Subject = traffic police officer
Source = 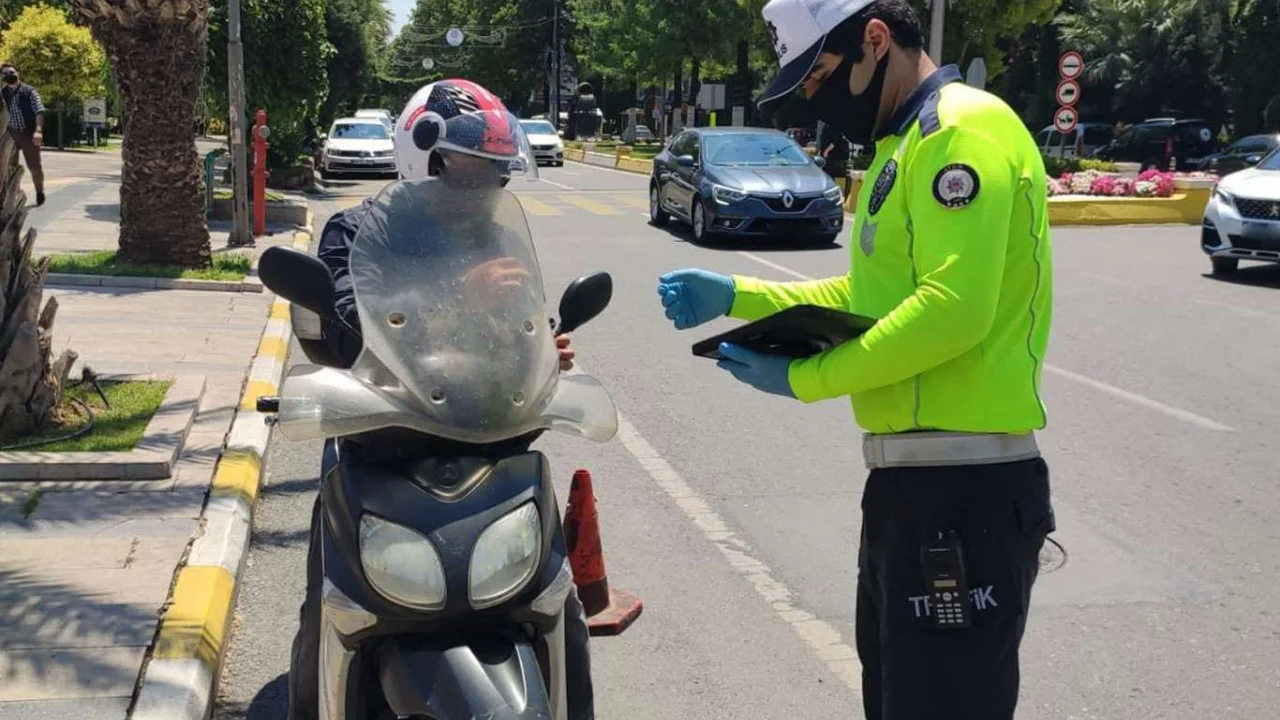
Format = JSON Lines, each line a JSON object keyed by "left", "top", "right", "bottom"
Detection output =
{"left": 656, "top": 1, "right": 1055, "bottom": 718}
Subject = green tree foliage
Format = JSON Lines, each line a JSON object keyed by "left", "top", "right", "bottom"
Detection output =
{"left": 206, "top": 0, "right": 333, "bottom": 165}
{"left": 1230, "top": 0, "right": 1280, "bottom": 135}
{"left": 0, "top": 0, "right": 69, "bottom": 28}
{"left": 385, "top": 0, "right": 561, "bottom": 114}
{"left": 322, "top": 0, "right": 392, "bottom": 127}
{"left": 0, "top": 4, "right": 104, "bottom": 110}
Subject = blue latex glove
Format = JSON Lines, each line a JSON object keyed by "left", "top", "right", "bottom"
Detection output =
{"left": 657, "top": 269, "right": 734, "bottom": 330}
{"left": 716, "top": 343, "right": 796, "bottom": 398}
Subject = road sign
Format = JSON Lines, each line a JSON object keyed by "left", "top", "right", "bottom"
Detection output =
{"left": 83, "top": 97, "right": 106, "bottom": 128}
{"left": 1059, "top": 51, "right": 1083, "bottom": 81}
{"left": 1056, "top": 80, "right": 1081, "bottom": 107}
{"left": 697, "top": 83, "right": 726, "bottom": 111}
{"left": 1054, "top": 106, "right": 1079, "bottom": 134}
{"left": 446, "top": 28, "right": 464, "bottom": 47}
{"left": 422, "top": 57, "right": 435, "bottom": 71}
{"left": 732, "top": 105, "right": 745, "bottom": 127}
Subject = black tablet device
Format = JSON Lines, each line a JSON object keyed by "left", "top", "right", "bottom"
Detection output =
{"left": 692, "top": 304, "right": 879, "bottom": 360}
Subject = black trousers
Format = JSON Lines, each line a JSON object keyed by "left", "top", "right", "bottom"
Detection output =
{"left": 288, "top": 440, "right": 596, "bottom": 720}
{"left": 855, "top": 457, "right": 1055, "bottom": 720}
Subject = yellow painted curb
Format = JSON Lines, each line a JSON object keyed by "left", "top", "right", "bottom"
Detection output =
{"left": 564, "top": 147, "right": 585, "bottom": 162}
{"left": 152, "top": 565, "right": 236, "bottom": 666}
{"left": 1048, "top": 187, "right": 1209, "bottom": 226}
{"left": 211, "top": 448, "right": 264, "bottom": 505}
{"left": 240, "top": 380, "right": 278, "bottom": 411}
{"left": 616, "top": 156, "right": 653, "bottom": 174}
{"left": 256, "top": 335, "right": 289, "bottom": 363}
{"left": 269, "top": 300, "right": 290, "bottom": 321}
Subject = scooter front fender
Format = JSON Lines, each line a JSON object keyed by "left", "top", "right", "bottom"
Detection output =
{"left": 376, "top": 633, "right": 554, "bottom": 720}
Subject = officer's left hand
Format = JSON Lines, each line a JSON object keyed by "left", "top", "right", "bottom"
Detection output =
{"left": 716, "top": 343, "right": 795, "bottom": 398}
{"left": 556, "top": 333, "right": 575, "bottom": 372}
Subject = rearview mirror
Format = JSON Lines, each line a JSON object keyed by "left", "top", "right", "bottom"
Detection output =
{"left": 813, "top": 155, "right": 827, "bottom": 168}
{"left": 675, "top": 155, "right": 696, "bottom": 168}
{"left": 259, "top": 246, "right": 336, "bottom": 319}
{"left": 557, "top": 272, "right": 613, "bottom": 334}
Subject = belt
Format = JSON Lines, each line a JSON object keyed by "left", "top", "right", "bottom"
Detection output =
{"left": 861, "top": 431, "right": 1040, "bottom": 470}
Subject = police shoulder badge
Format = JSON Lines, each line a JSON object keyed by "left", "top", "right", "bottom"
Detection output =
{"left": 932, "top": 163, "right": 980, "bottom": 209}
{"left": 868, "top": 159, "right": 897, "bottom": 216}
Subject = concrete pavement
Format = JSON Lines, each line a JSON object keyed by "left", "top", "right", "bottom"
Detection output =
{"left": 0, "top": 144, "right": 303, "bottom": 718}
{"left": 214, "top": 161, "right": 1280, "bottom": 719}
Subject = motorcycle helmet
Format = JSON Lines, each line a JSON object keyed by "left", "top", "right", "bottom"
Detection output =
{"left": 395, "top": 79, "right": 537, "bottom": 185}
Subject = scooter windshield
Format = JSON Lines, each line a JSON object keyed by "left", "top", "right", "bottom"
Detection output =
{"left": 274, "top": 178, "right": 618, "bottom": 444}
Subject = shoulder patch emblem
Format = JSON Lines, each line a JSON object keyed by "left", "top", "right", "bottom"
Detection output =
{"left": 933, "top": 164, "right": 980, "bottom": 209}
{"left": 868, "top": 159, "right": 897, "bottom": 216}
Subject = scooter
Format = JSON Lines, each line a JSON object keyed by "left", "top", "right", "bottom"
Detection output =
{"left": 256, "top": 177, "right": 622, "bottom": 720}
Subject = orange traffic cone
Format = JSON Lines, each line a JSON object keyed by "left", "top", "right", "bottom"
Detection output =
{"left": 563, "top": 468, "right": 643, "bottom": 637}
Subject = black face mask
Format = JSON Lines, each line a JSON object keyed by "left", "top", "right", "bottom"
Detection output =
{"left": 808, "top": 49, "right": 889, "bottom": 147}
{"left": 2, "top": 74, "right": 17, "bottom": 85}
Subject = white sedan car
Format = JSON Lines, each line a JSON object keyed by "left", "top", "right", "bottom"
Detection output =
{"left": 519, "top": 119, "right": 564, "bottom": 166}
{"left": 1202, "top": 148, "right": 1280, "bottom": 274}
{"left": 320, "top": 118, "right": 397, "bottom": 178}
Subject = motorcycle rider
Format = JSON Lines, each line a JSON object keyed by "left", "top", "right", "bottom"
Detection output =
{"left": 289, "top": 78, "right": 593, "bottom": 720}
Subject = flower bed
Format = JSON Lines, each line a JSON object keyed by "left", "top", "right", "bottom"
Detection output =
{"left": 1047, "top": 169, "right": 1219, "bottom": 199}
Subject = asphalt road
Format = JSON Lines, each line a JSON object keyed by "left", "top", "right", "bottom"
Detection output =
{"left": 214, "top": 162, "right": 1280, "bottom": 719}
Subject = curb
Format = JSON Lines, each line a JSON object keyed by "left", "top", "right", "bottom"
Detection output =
{"left": 129, "top": 212, "right": 313, "bottom": 720}
{"left": 47, "top": 273, "right": 265, "bottom": 293}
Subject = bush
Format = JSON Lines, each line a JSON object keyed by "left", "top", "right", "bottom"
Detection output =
{"left": 1042, "top": 155, "right": 1118, "bottom": 177}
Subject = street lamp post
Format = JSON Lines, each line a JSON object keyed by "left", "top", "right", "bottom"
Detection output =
{"left": 551, "top": 0, "right": 559, "bottom": 126}
{"left": 227, "top": 0, "right": 252, "bottom": 247}
{"left": 927, "top": 0, "right": 946, "bottom": 67}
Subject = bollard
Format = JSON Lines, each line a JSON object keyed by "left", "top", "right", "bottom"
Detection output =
{"left": 203, "top": 148, "right": 226, "bottom": 217}
{"left": 253, "top": 110, "right": 270, "bottom": 237}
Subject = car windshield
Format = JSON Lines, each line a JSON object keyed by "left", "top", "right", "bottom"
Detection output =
{"left": 704, "top": 133, "right": 810, "bottom": 167}
{"left": 1256, "top": 149, "right": 1280, "bottom": 171}
{"left": 332, "top": 122, "right": 389, "bottom": 140}
{"left": 521, "top": 121, "right": 557, "bottom": 135}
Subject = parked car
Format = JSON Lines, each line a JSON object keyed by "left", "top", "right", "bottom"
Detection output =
{"left": 1196, "top": 133, "right": 1280, "bottom": 176}
{"left": 519, "top": 119, "right": 565, "bottom": 166}
{"left": 1034, "top": 123, "right": 1114, "bottom": 159}
{"left": 354, "top": 108, "right": 395, "bottom": 130}
{"left": 1093, "top": 118, "right": 1218, "bottom": 171}
{"left": 320, "top": 118, "right": 397, "bottom": 178}
{"left": 649, "top": 127, "right": 845, "bottom": 244}
{"left": 1201, "top": 146, "right": 1280, "bottom": 274}
{"left": 622, "top": 124, "right": 654, "bottom": 144}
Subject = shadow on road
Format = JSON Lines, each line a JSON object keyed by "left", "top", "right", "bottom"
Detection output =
{"left": 216, "top": 671, "right": 289, "bottom": 720}
{"left": 1202, "top": 263, "right": 1280, "bottom": 289}
{"left": 651, "top": 221, "right": 844, "bottom": 253}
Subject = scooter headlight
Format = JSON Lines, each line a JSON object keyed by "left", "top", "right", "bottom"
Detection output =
{"left": 469, "top": 502, "right": 542, "bottom": 609}
{"left": 359, "top": 514, "right": 447, "bottom": 610}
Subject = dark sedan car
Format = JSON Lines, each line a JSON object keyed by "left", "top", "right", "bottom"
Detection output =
{"left": 1197, "top": 134, "right": 1280, "bottom": 176}
{"left": 649, "top": 127, "right": 845, "bottom": 243}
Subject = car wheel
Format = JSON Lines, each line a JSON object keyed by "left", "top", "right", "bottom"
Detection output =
{"left": 649, "top": 182, "right": 670, "bottom": 227}
{"left": 691, "top": 199, "right": 710, "bottom": 242}
{"left": 1211, "top": 257, "right": 1239, "bottom": 275}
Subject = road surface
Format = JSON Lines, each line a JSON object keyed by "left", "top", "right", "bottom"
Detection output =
{"left": 213, "top": 161, "right": 1280, "bottom": 719}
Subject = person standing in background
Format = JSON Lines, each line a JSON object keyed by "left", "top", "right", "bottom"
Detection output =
{"left": 1, "top": 63, "right": 45, "bottom": 207}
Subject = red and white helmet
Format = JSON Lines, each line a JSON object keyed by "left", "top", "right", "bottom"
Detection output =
{"left": 395, "top": 79, "right": 536, "bottom": 181}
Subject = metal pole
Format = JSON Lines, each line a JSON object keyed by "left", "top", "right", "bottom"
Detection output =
{"left": 551, "top": 0, "right": 559, "bottom": 128}
{"left": 227, "top": 0, "right": 253, "bottom": 246}
{"left": 928, "top": 0, "right": 945, "bottom": 66}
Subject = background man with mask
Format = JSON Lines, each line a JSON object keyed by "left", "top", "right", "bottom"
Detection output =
{"left": 654, "top": 1, "right": 1055, "bottom": 718}
{"left": 1, "top": 63, "right": 45, "bottom": 206}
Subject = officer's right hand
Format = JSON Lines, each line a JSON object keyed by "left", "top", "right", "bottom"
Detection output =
{"left": 657, "top": 269, "right": 734, "bottom": 330}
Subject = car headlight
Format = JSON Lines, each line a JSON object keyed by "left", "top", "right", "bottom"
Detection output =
{"left": 823, "top": 185, "right": 844, "bottom": 203}
{"left": 469, "top": 502, "right": 541, "bottom": 609}
{"left": 359, "top": 514, "right": 447, "bottom": 610}
{"left": 376, "top": 150, "right": 395, "bottom": 157}
{"left": 712, "top": 184, "right": 748, "bottom": 204}
{"left": 1213, "top": 186, "right": 1236, "bottom": 210}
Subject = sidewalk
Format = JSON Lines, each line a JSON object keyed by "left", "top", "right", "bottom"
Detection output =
{"left": 0, "top": 151, "right": 305, "bottom": 718}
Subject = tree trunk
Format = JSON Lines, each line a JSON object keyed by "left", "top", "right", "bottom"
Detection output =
{"left": 0, "top": 103, "right": 76, "bottom": 443}
{"left": 75, "top": 0, "right": 212, "bottom": 269}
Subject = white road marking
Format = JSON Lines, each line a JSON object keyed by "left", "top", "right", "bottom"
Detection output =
{"left": 1041, "top": 365, "right": 1236, "bottom": 432}
{"left": 732, "top": 252, "right": 1238, "bottom": 433}
{"left": 736, "top": 252, "right": 814, "bottom": 281}
{"left": 613, "top": 415, "right": 865, "bottom": 698}
{"left": 537, "top": 177, "right": 575, "bottom": 190}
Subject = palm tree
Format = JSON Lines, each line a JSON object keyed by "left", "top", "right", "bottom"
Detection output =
{"left": 73, "top": 0, "right": 212, "bottom": 268}
{"left": 0, "top": 107, "right": 76, "bottom": 441}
